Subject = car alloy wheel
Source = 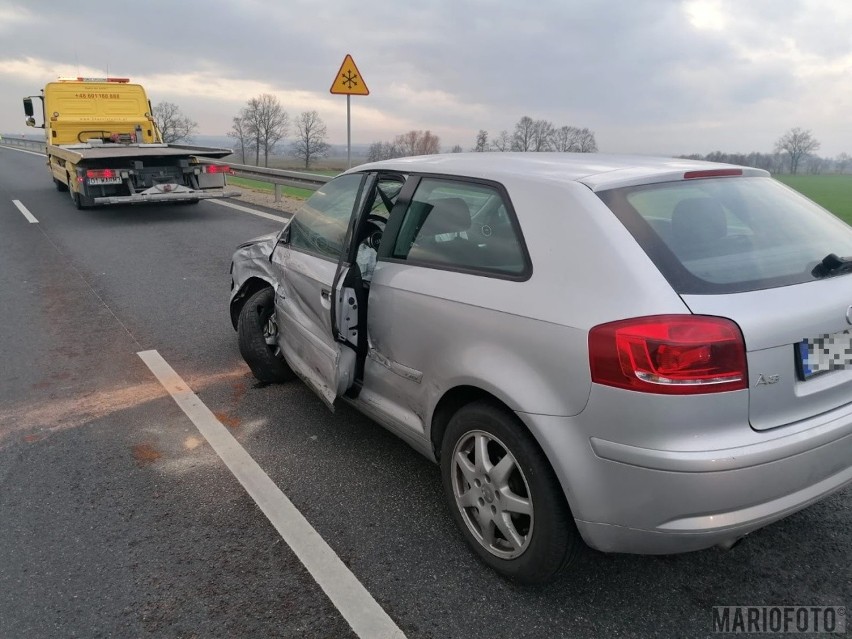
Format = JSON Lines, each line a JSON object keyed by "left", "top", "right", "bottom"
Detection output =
{"left": 450, "top": 429, "right": 534, "bottom": 559}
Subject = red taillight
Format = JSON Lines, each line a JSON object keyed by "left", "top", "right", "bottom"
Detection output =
{"left": 589, "top": 315, "right": 747, "bottom": 394}
{"left": 683, "top": 168, "right": 742, "bottom": 179}
{"left": 86, "top": 169, "right": 116, "bottom": 179}
{"left": 204, "top": 164, "right": 231, "bottom": 174}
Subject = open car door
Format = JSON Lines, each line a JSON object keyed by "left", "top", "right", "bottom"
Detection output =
{"left": 273, "top": 173, "right": 373, "bottom": 409}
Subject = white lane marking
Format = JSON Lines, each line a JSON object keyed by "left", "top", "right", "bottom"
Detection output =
{"left": 12, "top": 200, "right": 39, "bottom": 223}
{"left": 209, "top": 198, "right": 290, "bottom": 223}
{"left": 0, "top": 145, "right": 45, "bottom": 157}
{"left": 136, "top": 350, "right": 406, "bottom": 639}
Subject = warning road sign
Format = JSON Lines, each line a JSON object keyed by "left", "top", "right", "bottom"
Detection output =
{"left": 330, "top": 54, "right": 369, "bottom": 95}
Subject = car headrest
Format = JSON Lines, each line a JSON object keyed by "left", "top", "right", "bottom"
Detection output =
{"left": 671, "top": 197, "right": 727, "bottom": 245}
{"left": 419, "top": 198, "right": 471, "bottom": 236}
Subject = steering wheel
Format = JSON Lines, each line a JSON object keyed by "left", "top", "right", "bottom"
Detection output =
{"left": 362, "top": 214, "right": 386, "bottom": 250}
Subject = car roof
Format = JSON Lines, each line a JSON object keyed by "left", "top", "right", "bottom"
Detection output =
{"left": 351, "top": 152, "right": 770, "bottom": 191}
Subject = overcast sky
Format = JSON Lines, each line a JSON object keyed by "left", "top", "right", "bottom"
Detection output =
{"left": 1, "top": 0, "right": 851, "bottom": 156}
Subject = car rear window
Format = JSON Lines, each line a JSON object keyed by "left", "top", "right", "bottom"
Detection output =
{"left": 598, "top": 177, "right": 852, "bottom": 294}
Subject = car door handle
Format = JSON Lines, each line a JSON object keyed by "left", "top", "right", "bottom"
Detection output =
{"left": 321, "top": 288, "right": 331, "bottom": 300}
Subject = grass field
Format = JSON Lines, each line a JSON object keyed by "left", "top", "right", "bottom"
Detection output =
{"left": 228, "top": 176, "right": 315, "bottom": 200}
{"left": 775, "top": 174, "right": 852, "bottom": 225}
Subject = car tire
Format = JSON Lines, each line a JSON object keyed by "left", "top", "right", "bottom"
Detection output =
{"left": 237, "top": 287, "right": 295, "bottom": 383}
{"left": 440, "top": 401, "right": 581, "bottom": 584}
{"left": 54, "top": 178, "right": 68, "bottom": 192}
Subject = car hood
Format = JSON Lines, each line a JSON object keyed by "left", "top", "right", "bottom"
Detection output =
{"left": 233, "top": 230, "right": 281, "bottom": 262}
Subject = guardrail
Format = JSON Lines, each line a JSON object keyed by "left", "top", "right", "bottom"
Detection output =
{"left": 0, "top": 137, "right": 46, "bottom": 152}
{"left": 201, "top": 158, "right": 331, "bottom": 200}
{"left": 0, "top": 137, "right": 331, "bottom": 200}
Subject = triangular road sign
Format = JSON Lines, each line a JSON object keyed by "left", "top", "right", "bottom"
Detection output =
{"left": 330, "top": 54, "right": 369, "bottom": 96}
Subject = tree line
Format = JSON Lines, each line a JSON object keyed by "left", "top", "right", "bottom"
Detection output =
{"left": 367, "top": 116, "right": 598, "bottom": 162}
{"left": 151, "top": 96, "right": 331, "bottom": 169}
{"left": 682, "top": 127, "right": 848, "bottom": 175}
{"left": 227, "top": 94, "right": 330, "bottom": 169}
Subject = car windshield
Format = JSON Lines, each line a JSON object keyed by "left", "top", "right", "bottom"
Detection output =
{"left": 598, "top": 177, "right": 852, "bottom": 294}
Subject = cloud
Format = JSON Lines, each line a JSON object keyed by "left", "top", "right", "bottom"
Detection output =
{"left": 2, "top": 0, "right": 852, "bottom": 155}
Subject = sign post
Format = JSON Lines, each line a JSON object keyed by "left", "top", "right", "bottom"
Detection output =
{"left": 329, "top": 54, "right": 369, "bottom": 169}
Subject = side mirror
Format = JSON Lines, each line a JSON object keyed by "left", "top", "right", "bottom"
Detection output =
{"left": 269, "top": 224, "right": 291, "bottom": 262}
{"left": 23, "top": 98, "right": 34, "bottom": 117}
{"left": 25, "top": 117, "right": 36, "bottom": 128}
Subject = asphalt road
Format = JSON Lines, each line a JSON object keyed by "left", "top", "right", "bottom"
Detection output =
{"left": 0, "top": 145, "right": 849, "bottom": 639}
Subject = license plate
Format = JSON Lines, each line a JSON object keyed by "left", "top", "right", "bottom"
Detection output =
{"left": 88, "top": 177, "right": 122, "bottom": 185}
{"left": 798, "top": 329, "right": 852, "bottom": 379}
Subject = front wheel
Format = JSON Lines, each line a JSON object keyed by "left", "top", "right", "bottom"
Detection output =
{"left": 237, "top": 287, "right": 295, "bottom": 383}
{"left": 440, "top": 401, "right": 581, "bottom": 584}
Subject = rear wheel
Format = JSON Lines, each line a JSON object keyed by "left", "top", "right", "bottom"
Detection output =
{"left": 68, "top": 174, "right": 91, "bottom": 210}
{"left": 440, "top": 401, "right": 581, "bottom": 584}
{"left": 54, "top": 178, "right": 68, "bottom": 192}
{"left": 237, "top": 287, "right": 294, "bottom": 383}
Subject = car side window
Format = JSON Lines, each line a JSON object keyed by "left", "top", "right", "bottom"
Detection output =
{"left": 289, "top": 174, "right": 364, "bottom": 260}
{"left": 391, "top": 178, "right": 527, "bottom": 276}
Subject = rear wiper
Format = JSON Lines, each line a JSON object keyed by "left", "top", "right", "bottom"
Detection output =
{"left": 812, "top": 253, "right": 852, "bottom": 278}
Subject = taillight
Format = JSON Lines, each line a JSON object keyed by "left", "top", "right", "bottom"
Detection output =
{"left": 86, "top": 169, "right": 116, "bottom": 179}
{"left": 589, "top": 315, "right": 747, "bottom": 394}
{"left": 204, "top": 164, "right": 231, "bottom": 174}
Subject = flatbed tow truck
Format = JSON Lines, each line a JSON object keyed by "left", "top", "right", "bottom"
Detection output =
{"left": 23, "top": 77, "right": 239, "bottom": 208}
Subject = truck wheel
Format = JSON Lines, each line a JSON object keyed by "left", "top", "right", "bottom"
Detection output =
{"left": 237, "top": 287, "right": 294, "bottom": 383}
{"left": 54, "top": 178, "right": 68, "bottom": 192}
{"left": 70, "top": 188, "right": 91, "bottom": 210}
{"left": 441, "top": 401, "right": 581, "bottom": 584}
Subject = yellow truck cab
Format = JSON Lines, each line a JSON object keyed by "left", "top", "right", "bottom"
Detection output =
{"left": 23, "top": 77, "right": 237, "bottom": 208}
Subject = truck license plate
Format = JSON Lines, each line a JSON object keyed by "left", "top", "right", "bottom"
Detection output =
{"left": 88, "top": 177, "right": 122, "bottom": 185}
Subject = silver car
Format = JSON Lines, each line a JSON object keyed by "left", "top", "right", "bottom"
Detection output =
{"left": 229, "top": 154, "right": 852, "bottom": 584}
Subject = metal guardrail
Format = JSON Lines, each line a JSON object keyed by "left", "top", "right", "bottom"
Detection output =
{"left": 201, "top": 158, "right": 331, "bottom": 200}
{"left": 0, "top": 137, "right": 331, "bottom": 200}
{"left": 0, "top": 137, "right": 46, "bottom": 152}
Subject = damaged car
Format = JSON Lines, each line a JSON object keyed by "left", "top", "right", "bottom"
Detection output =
{"left": 229, "top": 153, "right": 852, "bottom": 584}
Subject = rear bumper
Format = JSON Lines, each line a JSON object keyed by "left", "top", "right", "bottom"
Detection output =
{"left": 94, "top": 188, "right": 241, "bottom": 205}
{"left": 520, "top": 397, "right": 852, "bottom": 554}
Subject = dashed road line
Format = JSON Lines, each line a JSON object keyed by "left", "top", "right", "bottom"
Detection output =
{"left": 136, "top": 349, "right": 406, "bottom": 639}
{"left": 208, "top": 198, "right": 290, "bottom": 223}
{"left": 12, "top": 200, "right": 38, "bottom": 223}
{"left": 0, "top": 144, "right": 45, "bottom": 157}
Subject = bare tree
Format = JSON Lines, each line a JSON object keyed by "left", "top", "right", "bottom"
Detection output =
{"left": 367, "top": 141, "right": 402, "bottom": 162}
{"left": 836, "top": 152, "right": 851, "bottom": 174}
{"left": 554, "top": 126, "right": 595, "bottom": 152}
{"left": 553, "top": 126, "right": 572, "bottom": 152}
{"left": 152, "top": 102, "right": 198, "bottom": 143}
{"left": 573, "top": 127, "right": 598, "bottom": 152}
{"left": 491, "top": 130, "right": 511, "bottom": 152}
{"left": 473, "top": 129, "right": 488, "bottom": 152}
{"left": 394, "top": 130, "right": 441, "bottom": 156}
{"left": 290, "top": 110, "right": 331, "bottom": 169}
{"left": 530, "top": 119, "right": 555, "bottom": 152}
{"left": 243, "top": 94, "right": 289, "bottom": 167}
{"left": 775, "top": 127, "right": 820, "bottom": 174}
{"left": 511, "top": 116, "right": 536, "bottom": 151}
{"left": 227, "top": 112, "right": 252, "bottom": 164}
{"left": 450, "top": 144, "right": 463, "bottom": 153}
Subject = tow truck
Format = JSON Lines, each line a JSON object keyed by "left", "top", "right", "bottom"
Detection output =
{"left": 23, "top": 77, "right": 239, "bottom": 208}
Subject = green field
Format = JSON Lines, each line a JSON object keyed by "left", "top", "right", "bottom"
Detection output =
{"left": 775, "top": 174, "right": 852, "bottom": 225}
{"left": 228, "top": 176, "right": 315, "bottom": 200}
